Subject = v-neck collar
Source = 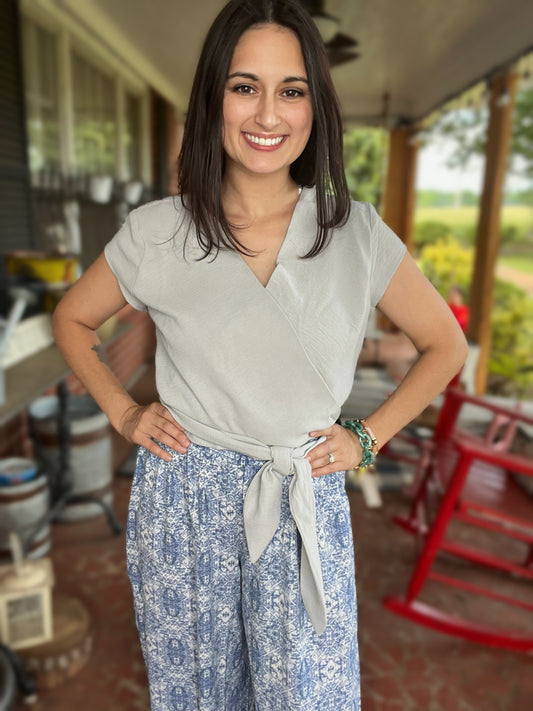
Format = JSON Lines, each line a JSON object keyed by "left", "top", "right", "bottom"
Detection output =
{"left": 232, "top": 186, "right": 311, "bottom": 291}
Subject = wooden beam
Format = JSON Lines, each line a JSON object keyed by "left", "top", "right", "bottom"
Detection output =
{"left": 382, "top": 126, "right": 419, "bottom": 252}
{"left": 379, "top": 126, "right": 418, "bottom": 331}
{"left": 468, "top": 72, "right": 519, "bottom": 394}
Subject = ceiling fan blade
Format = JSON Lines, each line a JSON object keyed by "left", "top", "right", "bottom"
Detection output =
{"left": 299, "top": 0, "right": 361, "bottom": 65}
{"left": 327, "top": 50, "right": 360, "bottom": 68}
{"left": 326, "top": 32, "right": 359, "bottom": 50}
{"left": 300, "top": 0, "right": 325, "bottom": 13}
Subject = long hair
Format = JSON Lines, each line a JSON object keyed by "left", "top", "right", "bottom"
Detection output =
{"left": 177, "top": 0, "right": 349, "bottom": 259}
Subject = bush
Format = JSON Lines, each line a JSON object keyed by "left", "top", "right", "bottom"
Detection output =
{"left": 414, "top": 221, "right": 451, "bottom": 250}
{"left": 418, "top": 239, "right": 473, "bottom": 299}
{"left": 500, "top": 222, "right": 533, "bottom": 246}
{"left": 490, "top": 280, "right": 533, "bottom": 396}
{"left": 500, "top": 224, "right": 519, "bottom": 246}
{"left": 418, "top": 239, "right": 533, "bottom": 396}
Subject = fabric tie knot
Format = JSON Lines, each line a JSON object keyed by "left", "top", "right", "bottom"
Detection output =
{"left": 269, "top": 445, "right": 293, "bottom": 478}
{"left": 243, "top": 439, "right": 327, "bottom": 635}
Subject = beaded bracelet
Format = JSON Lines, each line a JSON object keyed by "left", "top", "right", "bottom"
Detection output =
{"left": 343, "top": 419, "right": 378, "bottom": 470}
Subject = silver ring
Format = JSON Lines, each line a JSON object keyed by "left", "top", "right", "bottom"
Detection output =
{"left": 328, "top": 452, "right": 336, "bottom": 464}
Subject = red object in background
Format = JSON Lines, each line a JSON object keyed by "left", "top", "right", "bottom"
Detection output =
{"left": 383, "top": 387, "right": 533, "bottom": 652}
{"left": 448, "top": 302, "right": 470, "bottom": 332}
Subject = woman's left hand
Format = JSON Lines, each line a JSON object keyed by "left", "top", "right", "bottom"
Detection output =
{"left": 306, "top": 424, "right": 362, "bottom": 477}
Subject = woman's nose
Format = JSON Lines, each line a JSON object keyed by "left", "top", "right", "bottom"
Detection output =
{"left": 255, "top": 93, "right": 280, "bottom": 129}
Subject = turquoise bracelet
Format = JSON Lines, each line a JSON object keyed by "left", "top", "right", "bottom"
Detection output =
{"left": 343, "top": 419, "right": 378, "bottom": 470}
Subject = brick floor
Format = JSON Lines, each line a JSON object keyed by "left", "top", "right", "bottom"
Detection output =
{"left": 9, "top": 358, "right": 533, "bottom": 711}
{"left": 11, "top": 481, "right": 532, "bottom": 711}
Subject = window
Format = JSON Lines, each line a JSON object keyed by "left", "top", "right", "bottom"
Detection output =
{"left": 20, "top": 14, "right": 146, "bottom": 184}
{"left": 21, "top": 18, "right": 60, "bottom": 174}
{"left": 72, "top": 51, "right": 116, "bottom": 174}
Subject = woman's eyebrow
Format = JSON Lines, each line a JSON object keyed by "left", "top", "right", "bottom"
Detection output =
{"left": 227, "top": 72, "right": 259, "bottom": 81}
{"left": 283, "top": 75, "right": 309, "bottom": 84}
{"left": 227, "top": 71, "right": 308, "bottom": 84}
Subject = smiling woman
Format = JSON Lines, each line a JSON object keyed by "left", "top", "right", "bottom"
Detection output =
{"left": 222, "top": 25, "right": 313, "bottom": 182}
{"left": 178, "top": 0, "right": 349, "bottom": 259}
{"left": 220, "top": 24, "right": 315, "bottom": 283}
{"left": 51, "top": 1, "right": 468, "bottom": 709}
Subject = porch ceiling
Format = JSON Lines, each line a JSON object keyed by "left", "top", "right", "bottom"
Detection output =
{"left": 61, "top": 0, "right": 533, "bottom": 125}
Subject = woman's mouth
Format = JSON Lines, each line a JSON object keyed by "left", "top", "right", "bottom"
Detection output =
{"left": 242, "top": 132, "right": 287, "bottom": 149}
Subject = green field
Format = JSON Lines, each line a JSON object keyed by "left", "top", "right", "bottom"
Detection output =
{"left": 415, "top": 205, "right": 533, "bottom": 257}
{"left": 498, "top": 255, "right": 533, "bottom": 275}
{"left": 415, "top": 205, "right": 533, "bottom": 232}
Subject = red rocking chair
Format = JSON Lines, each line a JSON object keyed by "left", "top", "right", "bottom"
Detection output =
{"left": 382, "top": 386, "right": 533, "bottom": 652}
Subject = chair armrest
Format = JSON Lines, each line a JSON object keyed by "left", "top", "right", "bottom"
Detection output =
{"left": 445, "top": 388, "right": 533, "bottom": 428}
{"left": 454, "top": 433, "right": 533, "bottom": 477}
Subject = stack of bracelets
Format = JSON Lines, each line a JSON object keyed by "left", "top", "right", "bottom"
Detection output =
{"left": 343, "top": 419, "right": 379, "bottom": 470}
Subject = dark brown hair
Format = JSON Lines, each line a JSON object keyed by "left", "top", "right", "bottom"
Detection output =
{"left": 177, "top": 0, "right": 349, "bottom": 258}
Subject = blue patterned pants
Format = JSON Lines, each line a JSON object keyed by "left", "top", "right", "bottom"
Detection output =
{"left": 127, "top": 443, "right": 360, "bottom": 710}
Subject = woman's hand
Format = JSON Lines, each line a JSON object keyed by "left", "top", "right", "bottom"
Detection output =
{"left": 306, "top": 424, "right": 362, "bottom": 477}
{"left": 119, "top": 402, "right": 190, "bottom": 462}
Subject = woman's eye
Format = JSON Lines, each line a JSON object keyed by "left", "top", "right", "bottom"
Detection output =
{"left": 233, "top": 84, "right": 255, "bottom": 95}
{"left": 282, "top": 88, "right": 304, "bottom": 98}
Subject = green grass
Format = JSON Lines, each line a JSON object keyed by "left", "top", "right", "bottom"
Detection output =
{"left": 498, "top": 255, "right": 533, "bottom": 275}
{"left": 416, "top": 205, "right": 533, "bottom": 231}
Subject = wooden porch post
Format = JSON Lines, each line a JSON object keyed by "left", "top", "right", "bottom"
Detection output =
{"left": 378, "top": 125, "right": 418, "bottom": 330}
{"left": 468, "top": 72, "right": 519, "bottom": 394}
{"left": 382, "top": 125, "right": 419, "bottom": 252}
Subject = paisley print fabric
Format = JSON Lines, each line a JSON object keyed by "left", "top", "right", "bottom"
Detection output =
{"left": 127, "top": 443, "right": 360, "bottom": 710}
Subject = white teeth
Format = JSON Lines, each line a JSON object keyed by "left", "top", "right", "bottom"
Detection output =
{"left": 244, "top": 133, "right": 284, "bottom": 146}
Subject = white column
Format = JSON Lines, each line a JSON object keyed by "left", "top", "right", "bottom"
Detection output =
{"left": 57, "top": 29, "right": 75, "bottom": 175}
{"left": 115, "top": 76, "right": 127, "bottom": 181}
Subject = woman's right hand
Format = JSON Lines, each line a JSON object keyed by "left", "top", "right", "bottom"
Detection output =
{"left": 119, "top": 402, "right": 190, "bottom": 462}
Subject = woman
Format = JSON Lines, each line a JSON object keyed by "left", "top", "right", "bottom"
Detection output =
{"left": 53, "top": 1, "right": 467, "bottom": 709}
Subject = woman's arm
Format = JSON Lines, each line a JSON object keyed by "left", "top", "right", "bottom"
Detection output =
{"left": 52, "top": 253, "right": 190, "bottom": 461}
{"left": 308, "top": 252, "right": 468, "bottom": 475}
{"left": 362, "top": 252, "right": 468, "bottom": 444}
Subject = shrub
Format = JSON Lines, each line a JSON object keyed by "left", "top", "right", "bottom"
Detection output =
{"left": 490, "top": 281, "right": 533, "bottom": 396}
{"left": 418, "top": 239, "right": 473, "bottom": 299}
{"left": 418, "top": 239, "right": 533, "bottom": 396}
{"left": 414, "top": 221, "right": 451, "bottom": 250}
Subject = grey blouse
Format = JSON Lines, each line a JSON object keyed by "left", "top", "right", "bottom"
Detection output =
{"left": 105, "top": 187, "right": 406, "bottom": 634}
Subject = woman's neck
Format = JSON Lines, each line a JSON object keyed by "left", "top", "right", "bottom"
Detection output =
{"left": 222, "top": 169, "right": 300, "bottom": 221}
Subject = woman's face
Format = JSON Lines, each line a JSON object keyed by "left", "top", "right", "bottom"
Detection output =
{"left": 222, "top": 23, "right": 314, "bottom": 180}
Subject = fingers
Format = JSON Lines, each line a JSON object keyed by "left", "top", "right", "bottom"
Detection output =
{"left": 138, "top": 436, "right": 175, "bottom": 462}
{"left": 307, "top": 423, "right": 361, "bottom": 477}
{"left": 308, "top": 425, "right": 335, "bottom": 438}
{"left": 149, "top": 404, "right": 191, "bottom": 452}
{"left": 306, "top": 440, "right": 340, "bottom": 477}
{"left": 121, "top": 402, "right": 191, "bottom": 461}
{"left": 308, "top": 448, "right": 344, "bottom": 477}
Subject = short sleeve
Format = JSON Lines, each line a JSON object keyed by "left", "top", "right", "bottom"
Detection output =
{"left": 367, "top": 204, "right": 407, "bottom": 306}
{"left": 104, "top": 210, "right": 146, "bottom": 311}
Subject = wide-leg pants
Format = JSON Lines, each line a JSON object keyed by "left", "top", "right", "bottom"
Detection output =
{"left": 127, "top": 443, "right": 360, "bottom": 711}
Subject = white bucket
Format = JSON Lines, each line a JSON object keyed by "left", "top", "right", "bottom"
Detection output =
{"left": 0, "top": 473, "right": 51, "bottom": 559}
{"left": 29, "top": 395, "right": 113, "bottom": 522}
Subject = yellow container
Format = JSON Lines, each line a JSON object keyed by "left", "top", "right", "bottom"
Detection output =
{"left": 4, "top": 251, "right": 79, "bottom": 286}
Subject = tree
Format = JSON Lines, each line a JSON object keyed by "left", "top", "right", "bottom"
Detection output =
{"left": 427, "top": 87, "right": 533, "bottom": 181}
{"left": 511, "top": 88, "right": 533, "bottom": 180}
{"left": 343, "top": 126, "right": 387, "bottom": 207}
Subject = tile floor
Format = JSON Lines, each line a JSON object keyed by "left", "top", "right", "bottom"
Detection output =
{"left": 9, "top": 350, "right": 533, "bottom": 711}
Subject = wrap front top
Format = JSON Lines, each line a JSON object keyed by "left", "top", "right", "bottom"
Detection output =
{"left": 105, "top": 187, "right": 406, "bottom": 634}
